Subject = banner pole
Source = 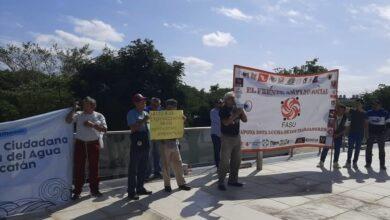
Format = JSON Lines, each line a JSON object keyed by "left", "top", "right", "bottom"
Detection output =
{"left": 329, "top": 136, "right": 335, "bottom": 171}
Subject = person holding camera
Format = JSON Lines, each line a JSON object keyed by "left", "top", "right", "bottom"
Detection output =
{"left": 65, "top": 96, "right": 107, "bottom": 200}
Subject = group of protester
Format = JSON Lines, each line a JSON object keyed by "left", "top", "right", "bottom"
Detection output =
{"left": 65, "top": 94, "right": 188, "bottom": 200}
{"left": 64, "top": 92, "right": 389, "bottom": 201}
{"left": 317, "top": 99, "right": 390, "bottom": 170}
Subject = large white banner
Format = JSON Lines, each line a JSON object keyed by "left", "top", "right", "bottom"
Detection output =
{"left": 234, "top": 65, "right": 339, "bottom": 151}
{"left": 0, "top": 109, "right": 73, "bottom": 218}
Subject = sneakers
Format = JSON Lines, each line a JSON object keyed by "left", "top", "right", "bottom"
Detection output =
{"left": 178, "top": 184, "right": 191, "bottom": 191}
{"left": 164, "top": 186, "right": 172, "bottom": 192}
{"left": 333, "top": 162, "right": 341, "bottom": 169}
{"left": 343, "top": 162, "right": 351, "bottom": 168}
{"left": 380, "top": 166, "right": 387, "bottom": 170}
{"left": 228, "top": 182, "right": 244, "bottom": 187}
{"left": 352, "top": 163, "right": 358, "bottom": 169}
{"left": 218, "top": 184, "right": 227, "bottom": 191}
{"left": 127, "top": 194, "right": 140, "bottom": 200}
{"left": 316, "top": 161, "right": 324, "bottom": 168}
{"left": 71, "top": 194, "right": 80, "bottom": 201}
{"left": 137, "top": 188, "right": 152, "bottom": 195}
{"left": 91, "top": 191, "right": 103, "bottom": 197}
{"left": 364, "top": 164, "right": 372, "bottom": 169}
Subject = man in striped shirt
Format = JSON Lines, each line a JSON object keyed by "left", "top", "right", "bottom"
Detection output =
{"left": 365, "top": 100, "right": 390, "bottom": 170}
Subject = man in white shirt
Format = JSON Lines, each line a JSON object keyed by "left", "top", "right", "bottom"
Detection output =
{"left": 210, "top": 99, "right": 223, "bottom": 168}
{"left": 65, "top": 96, "right": 107, "bottom": 200}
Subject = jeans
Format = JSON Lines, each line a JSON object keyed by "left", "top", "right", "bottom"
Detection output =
{"left": 127, "top": 132, "right": 150, "bottom": 195}
{"left": 366, "top": 133, "right": 386, "bottom": 167}
{"left": 73, "top": 139, "right": 100, "bottom": 195}
{"left": 347, "top": 132, "right": 363, "bottom": 164}
{"left": 218, "top": 134, "right": 241, "bottom": 184}
{"left": 145, "top": 141, "right": 161, "bottom": 177}
{"left": 211, "top": 134, "right": 221, "bottom": 167}
{"left": 320, "top": 137, "right": 343, "bottom": 163}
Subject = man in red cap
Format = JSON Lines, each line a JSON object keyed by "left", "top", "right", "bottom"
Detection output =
{"left": 126, "top": 93, "right": 153, "bottom": 200}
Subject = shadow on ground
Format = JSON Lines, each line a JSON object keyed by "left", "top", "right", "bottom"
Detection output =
{"left": 7, "top": 167, "right": 390, "bottom": 220}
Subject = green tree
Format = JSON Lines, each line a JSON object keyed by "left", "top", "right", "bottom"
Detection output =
{"left": 275, "top": 58, "right": 328, "bottom": 75}
{"left": 0, "top": 70, "right": 73, "bottom": 122}
{"left": 71, "top": 39, "right": 184, "bottom": 129}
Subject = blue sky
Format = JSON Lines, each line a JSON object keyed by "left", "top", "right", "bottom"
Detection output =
{"left": 1, "top": 0, "right": 390, "bottom": 96}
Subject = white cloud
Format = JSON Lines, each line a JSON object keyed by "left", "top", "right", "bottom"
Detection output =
{"left": 69, "top": 17, "right": 124, "bottom": 42}
{"left": 329, "top": 62, "right": 389, "bottom": 96}
{"left": 163, "top": 22, "right": 188, "bottom": 30}
{"left": 286, "top": 10, "right": 300, "bottom": 17}
{"left": 175, "top": 56, "right": 213, "bottom": 75}
{"left": 35, "top": 30, "right": 113, "bottom": 50}
{"left": 373, "top": 5, "right": 390, "bottom": 21}
{"left": 347, "top": 4, "right": 390, "bottom": 36}
{"left": 174, "top": 56, "right": 232, "bottom": 89}
{"left": 33, "top": 17, "right": 123, "bottom": 51}
{"left": 262, "top": 61, "right": 276, "bottom": 70}
{"left": 215, "top": 7, "right": 253, "bottom": 22}
{"left": 377, "top": 59, "right": 390, "bottom": 75}
{"left": 202, "top": 31, "right": 236, "bottom": 47}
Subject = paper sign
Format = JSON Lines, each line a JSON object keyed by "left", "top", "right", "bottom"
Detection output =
{"left": 150, "top": 110, "right": 184, "bottom": 140}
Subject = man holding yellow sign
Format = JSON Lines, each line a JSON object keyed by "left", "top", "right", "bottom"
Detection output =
{"left": 150, "top": 99, "right": 191, "bottom": 192}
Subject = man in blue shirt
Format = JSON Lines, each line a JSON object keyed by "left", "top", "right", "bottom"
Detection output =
{"left": 365, "top": 100, "right": 389, "bottom": 170}
{"left": 210, "top": 99, "right": 223, "bottom": 168}
{"left": 144, "top": 97, "right": 162, "bottom": 180}
{"left": 127, "top": 93, "right": 153, "bottom": 200}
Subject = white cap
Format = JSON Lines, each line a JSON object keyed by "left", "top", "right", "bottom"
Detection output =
{"left": 224, "top": 91, "right": 235, "bottom": 101}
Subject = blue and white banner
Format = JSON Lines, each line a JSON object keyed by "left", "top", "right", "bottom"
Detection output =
{"left": 0, "top": 109, "right": 73, "bottom": 218}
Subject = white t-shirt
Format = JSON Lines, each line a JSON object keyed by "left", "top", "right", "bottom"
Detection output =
{"left": 73, "top": 111, "right": 107, "bottom": 141}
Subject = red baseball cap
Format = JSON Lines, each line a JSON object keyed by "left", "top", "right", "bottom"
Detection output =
{"left": 132, "top": 93, "right": 147, "bottom": 103}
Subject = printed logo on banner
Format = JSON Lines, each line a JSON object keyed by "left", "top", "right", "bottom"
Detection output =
{"left": 279, "top": 139, "right": 290, "bottom": 146}
{"left": 286, "top": 78, "right": 295, "bottom": 85}
{"left": 270, "top": 140, "right": 279, "bottom": 146}
{"left": 262, "top": 139, "right": 270, "bottom": 147}
{"left": 327, "top": 118, "right": 335, "bottom": 128}
{"left": 328, "top": 74, "right": 333, "bottom": 80}
{"left": 303, "top": 78, "right": 309, "bottom": 84}
{"left": 244, "top": 100, "right": 253, "bottom": 112}
{"left": 331, "top": 80, "right": 338, "bottom": 89}
{"left": 312, "top": 76, "right": 319, "bottom": 83}
{"left": 242, "top": 71, "right": 250, "bottom": 78}
{"left": 281, "top": 97, "right": 301, "bottom": 121}
{"left": 305, "top": 138, "right": 319, "bottom": 143}
{"left": 235, "top": 78, "right": 244, "bottom": 87}
{"left": 328, "top": 109, "right": 336, "bottom": 119}
{"left": 258, "top": 73, "right": 269, "bottom": 82}
{"left": 270, "top": 76, "right": 277, "bottom": 83}
{"left": 295, "top": 137, "right": 305, "bottom": 144}
{"left": 331, "top": 100, "right": 336, "bottom": 107}
{"left": 278, "top": 77, "right": 285, "bottom": 84}
{"left": 327, "top": 128, "right": 334, "bottom": 135}
{"left": 319, "top": 136, "right": 327, "bottom": 144}
{"left": 250, "top": 73, "right": 257, "bottom": 80}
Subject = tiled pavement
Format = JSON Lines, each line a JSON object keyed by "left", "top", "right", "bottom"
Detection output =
{"left": 8, "top": 145, "right": 390, "bottom": 220}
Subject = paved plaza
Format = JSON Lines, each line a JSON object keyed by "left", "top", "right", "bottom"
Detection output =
{"left": 8, "top": 145, "right": 390, "bottom": 220}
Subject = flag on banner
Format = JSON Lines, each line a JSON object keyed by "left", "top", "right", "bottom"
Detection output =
{"left": 0, "top": 109, "right": 74, "bottom": 218}
{"left": 233, "top": 65, "right": 339, "bottom": 151}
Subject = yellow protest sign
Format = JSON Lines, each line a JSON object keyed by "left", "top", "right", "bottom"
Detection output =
{"left": 149, "top": 110, "right": 184, "bottom": 140}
